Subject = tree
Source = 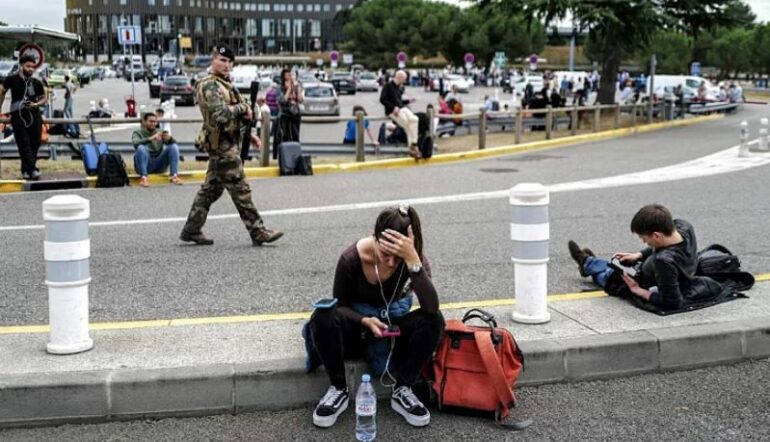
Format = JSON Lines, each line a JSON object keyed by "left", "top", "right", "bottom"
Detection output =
{"left": 457, "top": 5, "right": 545, "bottom": 68}
{"left": 706, "top": 27, "right": 753, "bottom": 78}
{"left": 636, "top": 31, "right": 693, "bottom": 75}
{"left": 520, "top": 0, "right": 748, "bottom": 103}
{"left": 342, "top": 0, "right": 461, "bottom": 68}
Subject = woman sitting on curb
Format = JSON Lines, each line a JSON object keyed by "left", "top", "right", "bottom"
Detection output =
{"left": 303, "top": 205, "right": 444, "bottom": 429}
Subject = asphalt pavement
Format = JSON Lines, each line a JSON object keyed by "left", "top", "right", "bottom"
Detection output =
{"left": 1, "top": 105, "right": 769, "bottom": 325}
{"left": 2, "top": 360, "right": 767, "bottom": 441}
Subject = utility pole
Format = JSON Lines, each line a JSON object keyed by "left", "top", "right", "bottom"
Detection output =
{"left": 648, "top": 54, "right": 656, "bottom": 124}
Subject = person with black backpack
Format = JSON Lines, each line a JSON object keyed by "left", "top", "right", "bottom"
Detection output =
{"left": 567, "top": 204, "right": 743, "bottom": 313}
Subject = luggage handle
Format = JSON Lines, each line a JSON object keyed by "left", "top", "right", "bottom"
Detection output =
{"left": 462, "top": 308, "right": 497, "bottom": 328}
{"left": 86, "top": 116, "right": 96, "bottom": 147}
{"left": 463, "top": 308, "right": 500, "bottom": 345}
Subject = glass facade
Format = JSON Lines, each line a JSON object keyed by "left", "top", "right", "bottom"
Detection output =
{"left": 64, "top": 0, "right": 355, "bottom": 60}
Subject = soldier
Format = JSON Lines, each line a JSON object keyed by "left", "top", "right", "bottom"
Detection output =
{"left": 180, "top": 44, "right": 283, "bottom": 246}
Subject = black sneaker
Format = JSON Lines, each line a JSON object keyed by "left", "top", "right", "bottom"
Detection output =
{"left": 313, "top": 385, "right": 349, "bottom": 428}
{"left": 568, "top": 240, "right": 590, "bottom": 277}
{"left": 391, "top": 385, "right": 430, "bottom": 427}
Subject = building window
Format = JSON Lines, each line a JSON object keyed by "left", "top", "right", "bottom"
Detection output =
{"left": 309, "top": 19, "right": 320, "bottom": 37}
{"left": 288, "top": 4, "right": 294, "bottom": 11}
{"left": 278, "top": 19, "right": 290, "bottom": 37}
{"left": 178, "top": 0, "right": 183, "bottom": 6}
{"left": 163, "top": 0, "right": 170, "bottom": 5}
{"left": 323, "top": 4, "right": 330, "bottom": 11}
{"left": 246, "top": 18, "right": 257, "bottom": 37}
{"left": 293, "top": 19, "right": 304, "bottom": 37}
{"left": 103, "top": 0, "right": 108, "bottom": 6}
{"left": 297, "top": 4, "right": 303, "bottom": 11}
{"left": 261, "top": 19, "right": 274, "bottom": 37}
{"left": 335, "top": 4, "right": 342, "bottom": 11}
{"left": 148, "top": 0, "right": 155, "bottom": 5}
{"left": 314, "top": 4, "right": 321, "bottom": 12}
{"left": 121, "top": 0, "right": 127, "bottom": 5}
{"left": 88, "top": 0, "right": 93, "bottom": 5}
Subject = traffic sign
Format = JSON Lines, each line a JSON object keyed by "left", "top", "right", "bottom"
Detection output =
{"left": 690, "top": 61, "right": 701, "bottom": 77}
{"left": 494, "top": 51, "right": 506, "bottom": 68}
{"left": 397, "top": 51, "right": 407, "bottom": 68}
{"left": 464, "top": 53, "right": 475, "bottom": 64}
{"left": 343, "top": 53, "right": 353, "bottom": 65}
{"left": 18, "top": 43, "right": 44, "bottom": 69}
{"left": 330, "top": 50, "right": 339, "bottom": 68}
{"left": 117, "top": 26, "right": 142, "bottom": 45}
{"left": 529, "top": 53, "right": 538, "bottom": 71}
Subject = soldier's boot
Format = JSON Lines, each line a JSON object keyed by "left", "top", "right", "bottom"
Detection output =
{"left": 180, "top": 231, "right": 214, "bottom": 245}
{"left": 252, "top": 228, "right": 284, "bottom": 246}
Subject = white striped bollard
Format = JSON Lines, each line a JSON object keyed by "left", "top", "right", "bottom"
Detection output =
{"left": 759, "top": 118, "right": 768, "bottom": 151}
{"left": 510, "top": 183, "right": 551, "bottom": 324}
{"left": 43, "top": 195, "right": 94, "bottom": 355}
{"left": 739, "top": 121, "right": 749, "bottom": 157}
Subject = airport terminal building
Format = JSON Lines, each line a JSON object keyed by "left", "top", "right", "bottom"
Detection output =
{"left": 64, "top": 0, "right": 356, "bottom": 60}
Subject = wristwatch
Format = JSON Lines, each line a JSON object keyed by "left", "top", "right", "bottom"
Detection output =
{"left": 409, "top": 263, "right": 423, "bottom": 275}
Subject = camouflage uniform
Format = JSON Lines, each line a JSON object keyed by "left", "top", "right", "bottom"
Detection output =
{"left": 181, "top": 73, "right": 267, "bottom": 240}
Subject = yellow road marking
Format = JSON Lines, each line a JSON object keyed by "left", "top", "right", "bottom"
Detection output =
{"left": 5, "top": 272, "right": 767, "bottom": 335}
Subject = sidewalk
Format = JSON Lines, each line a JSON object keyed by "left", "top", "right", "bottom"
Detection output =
{"left": 1, "top": 280, "right": 768, "bottom": 428}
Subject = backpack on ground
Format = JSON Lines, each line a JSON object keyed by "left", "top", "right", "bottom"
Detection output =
{"left": 48, "top": 110, "right": 66, "bottom": 135}
{"left": 294, "top": 153, "right": 313, "bottom": 176}
{"left": 95, "top": 152, "right": 130, "bottom": 188}
{"left": 697, "top": 244, "right": 741, "bottom": 275}
{"left": 430, "top": 309, "right": 531, "bottom": 430}
{"left": 415, "top": 111, "right": 434, "bottom": 159}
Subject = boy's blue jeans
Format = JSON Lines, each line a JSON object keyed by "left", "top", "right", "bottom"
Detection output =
{"left": 134, "top": 143, "right": 179, "bottom": 177}
{"left": 582, "top": 256, "right": 616, "bottom": 288}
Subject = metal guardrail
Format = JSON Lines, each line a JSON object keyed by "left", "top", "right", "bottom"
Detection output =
{"left": 0, "top": 99, "right": 738, "bottom": 165}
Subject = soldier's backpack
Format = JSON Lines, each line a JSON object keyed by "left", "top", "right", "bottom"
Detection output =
{"left": 95, "top": 152, "right": 130, "bottom": 188}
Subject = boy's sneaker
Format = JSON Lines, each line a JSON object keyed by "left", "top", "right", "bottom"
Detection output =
{"left": 391, "top": 385, "right": 430, "bottom": 427}
{"left": 568, "top": 240, "right": 591, "bottom": 277}
{"left": 313, "top": 385, "right": 349, "bottom": 428}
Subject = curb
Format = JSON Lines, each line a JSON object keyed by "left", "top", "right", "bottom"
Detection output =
{"left": 1, "top": 314, "right": 767, "bottom": 428}
{"left": 0, "top": 114, "right": 723, "bottom": 194}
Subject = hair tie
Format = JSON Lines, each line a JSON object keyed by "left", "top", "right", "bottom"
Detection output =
{"left": 398, "top": 203, "right": 409, "bottom": 216}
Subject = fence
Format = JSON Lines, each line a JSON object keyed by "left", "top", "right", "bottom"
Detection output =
{"left": 0, "top": 100, "right": 711, "bottom": 167}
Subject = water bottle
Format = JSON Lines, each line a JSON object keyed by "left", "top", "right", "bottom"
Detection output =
{"left": 355, "top": 374, "right": 377, "bottom": 441}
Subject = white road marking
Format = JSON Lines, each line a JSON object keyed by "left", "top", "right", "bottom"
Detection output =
{"left": 2, "top": 141, "right": 769, "bottom": 233}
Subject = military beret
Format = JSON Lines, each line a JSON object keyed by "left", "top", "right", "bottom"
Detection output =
{"left": 213, "top": 43, "right": 235, "bottom": 61}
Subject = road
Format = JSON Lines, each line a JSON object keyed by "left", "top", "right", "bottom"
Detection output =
{"left": 1, "top": 105, "right": 769, "bottom": 325}
{"left": 2, "top": 360, "right": 767, "bottom": 440}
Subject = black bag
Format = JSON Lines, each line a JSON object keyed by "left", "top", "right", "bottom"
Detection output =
{"left": 415, "top": 111, "right": 434, "bottom": 159}
{"left": 278, "top": 141, "right": 303, "bottom": 176}
{"left": 96, "top": 153, "right": 130, "bottom": 188}
{"left": 697, "top": 244, "right": 741, "bottom": 275}
{"left": 294, "top": 154, "right": 313, "bottom": 176}
{"left": 48, "top": 110, "right": 66, "bottom": 135}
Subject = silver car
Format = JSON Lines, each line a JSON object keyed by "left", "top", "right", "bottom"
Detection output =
{"left": 301, "top": 82, "right": 340, "bottom": 116}
{"left": 356, "top": 72, "right": 379, "bottom": 92}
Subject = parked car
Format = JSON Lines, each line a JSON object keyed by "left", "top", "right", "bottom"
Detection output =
{"left": 124, "top": 62, "right": 147, "bottom": 81}
{"left": 511, "top": 75, "right": 544, "bottom": 96}
{"left": 444, "top": 74, "right": 472, "bottom": 93}
{"left": 0, "top": 60, "right": 17, "bottom": 83}
{"left": 159, "top": 75, "right": 195, "bottom": 105}
{"left": 329, "top": 72, "right": 356, "bottom": 95}
{"left": 231, "top": 65, "right": 259, "bottom": 92}
{"left": 48, "top": 69, "right": 74, "bottom": 88}
{"left": 192, "top": 55, "right": 212, "bottom": 69}
{"left": 76, "top": 66, "right": 95, "bottom": 86}
{"left": 356, "top": 72, "right": 379, "bottom": 92}
{"left": 301, "top": 82, "right": 339, "bottom": 116}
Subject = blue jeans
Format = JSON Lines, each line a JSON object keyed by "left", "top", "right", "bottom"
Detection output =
{"left": 133, "top": 143, "right": 179, "bottom": 177}
{"left": 64, "top": 98, "right": 74, "bottom": 118}
{"left": 582, "top": 256, "right": 616, "bottom": 288}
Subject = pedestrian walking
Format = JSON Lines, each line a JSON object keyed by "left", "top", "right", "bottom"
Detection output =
{"left": 180, "top": 44, "right": 283, "bottom": 246}
{"left": 63, "top": 75, "right": 75, "bottom": 118}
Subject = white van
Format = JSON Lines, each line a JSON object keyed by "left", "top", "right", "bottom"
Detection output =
{"left": 552, "top": 71, "right": 590, "bottom": 93}
{"left": 646, "top": 75, "right": 719, "bottom": 101}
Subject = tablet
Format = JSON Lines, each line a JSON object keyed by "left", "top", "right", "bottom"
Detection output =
{"left": 610, "top": 258, "right": 638, "bottom": 277}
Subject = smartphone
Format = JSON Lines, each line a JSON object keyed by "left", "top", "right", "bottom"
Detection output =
{"left": 609, "top": 258, "right": 637, "bottom": 277}
{"left": 312, "top": 298, "right": 338, "bottom": 309}
{"left": 380, "top": 325, "right": 401, "bottom": 338}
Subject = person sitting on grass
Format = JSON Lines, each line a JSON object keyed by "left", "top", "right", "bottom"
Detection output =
{"left": 131, "top": 112, "right": 182, "bottom": 187}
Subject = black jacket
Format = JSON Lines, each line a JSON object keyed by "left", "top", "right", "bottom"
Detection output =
{"left": 379, "top": 81, "right": 403, "bottom": 115}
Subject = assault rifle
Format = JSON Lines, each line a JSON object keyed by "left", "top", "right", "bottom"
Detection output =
{"left": 240, "top": 80, "right": 260, "bottom": 162}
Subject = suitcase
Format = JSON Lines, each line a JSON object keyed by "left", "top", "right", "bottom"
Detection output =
{"left": 278, "top": 141, "right": 302, "bottom": 176}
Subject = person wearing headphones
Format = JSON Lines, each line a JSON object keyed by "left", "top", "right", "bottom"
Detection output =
{"left": 0, "top": 54, "right": 48, "bottom": 180}
{"left": 304, "top": 205, "right": 444, "bottom": 429}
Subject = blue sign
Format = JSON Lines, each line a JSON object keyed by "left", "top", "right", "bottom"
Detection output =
{"left": 690, "top": 62, "right": 701, "bottom": 77}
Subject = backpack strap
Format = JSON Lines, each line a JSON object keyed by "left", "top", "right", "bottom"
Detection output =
{"left": 474, "top": 331, "right": 532, "bottom": 430}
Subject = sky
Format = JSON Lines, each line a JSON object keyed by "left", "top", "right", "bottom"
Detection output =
{"left": 1, "top": 0, "right": 770, "bottom": 32}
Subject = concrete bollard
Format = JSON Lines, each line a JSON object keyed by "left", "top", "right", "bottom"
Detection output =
{"left": 759, "top": 118, "right": 768, "bottom": 151}
{"left": 739, "top": 121, "right": 749, "bottom": 157}
{"left": 510, "top": 183, "right": 551, "bottom": 324}
{"left": 43, "top": 195, "right": 94, "bottom": 355}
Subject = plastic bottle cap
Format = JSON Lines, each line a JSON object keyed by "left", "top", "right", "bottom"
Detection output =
{"left": 361, "top": 374, "right": 370, "bottom": 383}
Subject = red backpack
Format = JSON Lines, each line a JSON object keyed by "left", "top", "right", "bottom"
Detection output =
{"left": 431, "top": 309, "right": 531, "bottom": 429}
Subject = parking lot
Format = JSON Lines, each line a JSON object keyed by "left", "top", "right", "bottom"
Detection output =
{"left": 51, "top": 76, "right": 510, "bottom": 144}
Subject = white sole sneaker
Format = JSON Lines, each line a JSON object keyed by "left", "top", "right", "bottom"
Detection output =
{"left": 391, "top": 398, "right": 430, "bottom": 427}
{"left": 313, "top": 396, "right": 349, "bottom": 428}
